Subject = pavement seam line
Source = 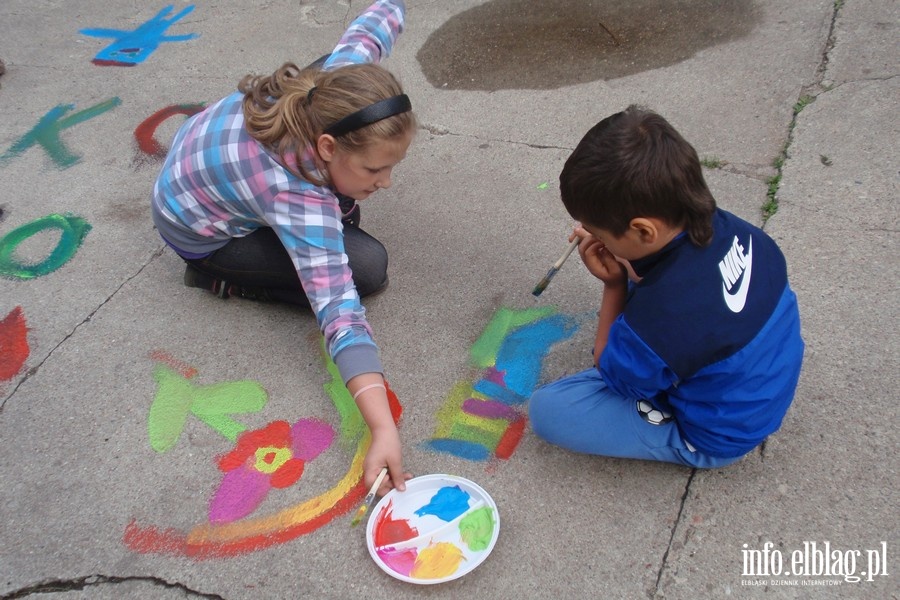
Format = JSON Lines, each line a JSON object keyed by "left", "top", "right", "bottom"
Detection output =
{"left": 763, "top": 0, "right": 847, "bottom": 224}
{"left": 653, "top": 468, "right": 697, "bottom": 596}
{"left": 812, "top": 0, "right": 844, "bottom": 87}
{"left": 420, "top": 123, "right": 573, "bottom": 151}
{"left": 1, "top": 574, "right": 225, "bottom": 599}
{"left": 0, "top": 245, "right": 166, "bottom": 413}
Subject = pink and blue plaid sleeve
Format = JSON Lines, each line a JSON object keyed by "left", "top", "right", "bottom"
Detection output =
{"left": 323, "top": 0, "right": 405, "bottom": 68}
{"left": 269, "top": 190, "right": 381, "bottom": 381}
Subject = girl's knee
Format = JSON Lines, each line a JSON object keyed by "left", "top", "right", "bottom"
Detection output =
{"left": 345, "top": 230, "right": 388, "bottom": 296}
{"left": 353, "top": 248, "right": 388, "bottom": 296}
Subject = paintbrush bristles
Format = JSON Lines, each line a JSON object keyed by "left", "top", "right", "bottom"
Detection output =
{"left": 531, "top": 268, "right": 558, "bottom": 296}
{"left": 350, "top": 467, "right": 389, "bottom": 528}
{"left": 350, "top": 505, "right": 368, "bottom": 527}
{"left": 532, "top": 238, "right": 579, "bottom": 296}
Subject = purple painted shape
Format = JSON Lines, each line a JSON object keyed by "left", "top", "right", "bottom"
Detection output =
{"left": 482, "top": 366, "right": 506, "bottom": 386}
{"left": 462, "top": 398, "right": 519, "bottom": 421}
{"left": 208, "top": 466, "right": 270, "bottom": 523}
{"left": 290, "top": 418, "right": 335, "bottom": 461}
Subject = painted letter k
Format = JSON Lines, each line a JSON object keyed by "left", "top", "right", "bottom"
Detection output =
{"left": 0, "top": 97, "right": 121, "bottom": 169}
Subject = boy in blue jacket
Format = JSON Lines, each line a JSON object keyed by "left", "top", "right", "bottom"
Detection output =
{"left": 529, "top": 106, "right": 804, "bottom": 468}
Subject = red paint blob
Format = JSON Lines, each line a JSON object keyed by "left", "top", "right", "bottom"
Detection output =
{"left": 495, "top": 416, "right": 526, "bottom": 460}
{"left": 91, "top": 59, "right": 137, "bottom": 67}
{"left": 148, "top": 350, "right": 198, "bottom": 378}
{"left": 373, "top": 500, "right": 418, "bottom": 547}
{"left": 134, "top": 104, "right": 205, "bottom": 157}
{"left": 0, "top": 307, "right": 29, "bottom": 381}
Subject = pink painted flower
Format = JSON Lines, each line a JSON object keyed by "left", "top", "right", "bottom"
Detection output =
{"left": 208, "top": 419, "right": 335, "bottom": 523}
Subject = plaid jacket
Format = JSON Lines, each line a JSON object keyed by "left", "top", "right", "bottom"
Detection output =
{"left": 152, "top": 0, "right": 405, "bottom": 382}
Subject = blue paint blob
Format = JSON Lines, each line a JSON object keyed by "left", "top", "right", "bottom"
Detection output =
{"left": 471, "top": 379, "right": 526, "bottom": 406}
{"left": 425, "top": 439, "right": 491, "bottom": 461}
{"left": 495, "top": 314, "right": 579, "bottom": 397}
{"left": 414, "top": 485, "right": 471, "bottom": 521}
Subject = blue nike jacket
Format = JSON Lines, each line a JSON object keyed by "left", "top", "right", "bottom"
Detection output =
{"left": 599, "top": 209, "right": 804, "bottom": 458}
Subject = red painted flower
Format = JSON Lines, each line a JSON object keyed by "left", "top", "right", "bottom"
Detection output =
{"left": 209, "top": 419, "right": 335, "bottom": 523}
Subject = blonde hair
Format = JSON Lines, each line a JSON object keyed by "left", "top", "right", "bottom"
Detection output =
{"left": 239, "top": 62, "right": 416, "bottom": 185}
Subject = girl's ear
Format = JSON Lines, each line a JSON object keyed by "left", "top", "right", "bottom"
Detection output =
{"left": 316, "top": 134, "right": 337, "bottom": 162}
{"left": 629, "top": 217, "right": 659, "bottom": 245}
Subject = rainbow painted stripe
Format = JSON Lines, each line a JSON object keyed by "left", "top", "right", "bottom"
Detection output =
{"left": 425, "top": 307, "right": 579, "bottom": 462}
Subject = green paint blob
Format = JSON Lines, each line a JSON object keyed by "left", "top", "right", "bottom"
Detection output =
{"left": 459, "top": 506, "right": 495, "bottom": 551}
{"left": 321, "top": 341, "right": 365, "bottom": 446}
{"left": 469, "top": 307, "right": 555, "bottom": 368}
{"left": 0, "top": 214, "right": 91, "bottom": 280}
{"left": 148, "top": 365, "right": 268, "bottom": 452}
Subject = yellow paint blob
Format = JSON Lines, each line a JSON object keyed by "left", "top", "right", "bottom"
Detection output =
{"left": 254, "top": 446, "right": 290, "bottom": 474}
{"left": 410, "top": 542, "right": 465, "bottom": 580}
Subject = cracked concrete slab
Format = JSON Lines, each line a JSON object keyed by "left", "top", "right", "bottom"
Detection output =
{"left": 7, "top": 576, "right": 222, "bottom": 600}
{"left": 1, "top": 0, "right": 896, "bottom": 598}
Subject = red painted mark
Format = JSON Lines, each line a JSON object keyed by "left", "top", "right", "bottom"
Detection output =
{"left": 0, "top": 307, "right": 29, "bottom": 381}
{"left": 92, "top": 59, "right": 137, "bottom": 67}
{"left": 134, "top": 104, "right": 204, "bottom": 158}
{"left": 124, "top": 382, "right": 405, "bottom": 559}
{"left": 373, "top": 500, "right": 419, "bottom": 547}
{"left": 148, "top": 349, "right": 198, "bottom": 379}
{"left": 385, "top": 380, "right": 402, "bottom": 422}
{"left": 123, "top": 486, "right": 365, "bottom": 560}
{"left": 494, "top": 416, "right": 526, "bottom": 460}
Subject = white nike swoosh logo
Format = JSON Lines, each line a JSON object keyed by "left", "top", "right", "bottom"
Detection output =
{"left": 723, "top": 237, "right": 752, "bottom": 313}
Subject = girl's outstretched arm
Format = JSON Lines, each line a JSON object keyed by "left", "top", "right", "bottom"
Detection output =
{"left": 324, "top": 0, "right": 406, "bottom": 69}
{"left": 347, "top": 372, "right": 412, "bottom": 494}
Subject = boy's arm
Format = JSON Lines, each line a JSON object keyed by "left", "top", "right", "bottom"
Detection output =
{"left": 570, "top": 228, "right": 629, "bottom": 365}
{"left": 593, "top": 282, "right": 627, "bottom": 368}
{"left": 323, "top": 0, "right": 406, "bottom": 69}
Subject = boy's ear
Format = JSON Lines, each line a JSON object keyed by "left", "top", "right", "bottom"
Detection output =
{"left": 316, "top": 134, "right": 337, "bottom": 161}
{"left": 629, "top": 217, "right": 659, "bottom": 244}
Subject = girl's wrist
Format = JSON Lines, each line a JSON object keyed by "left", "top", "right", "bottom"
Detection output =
{"left": 352, "top": 382, "right": 385, "bottom": 401}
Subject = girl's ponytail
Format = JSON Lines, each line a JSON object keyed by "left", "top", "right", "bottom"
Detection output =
{"left": 239, "top": 61, "right": 416, "bottom": 187}
{"left": 240, "top": 63, "right": 323, "bottom": 183}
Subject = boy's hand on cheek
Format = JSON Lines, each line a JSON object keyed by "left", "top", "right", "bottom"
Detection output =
{"left": 597, "top": 250, "right": 628, "bottom": 287}
{"left": 572, "top": 228, "right": 627, "bottom": 286}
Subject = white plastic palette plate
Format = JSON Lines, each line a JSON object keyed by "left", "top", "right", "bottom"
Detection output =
{"left": 365, "top": 474, "right": 500, "bottom": 584}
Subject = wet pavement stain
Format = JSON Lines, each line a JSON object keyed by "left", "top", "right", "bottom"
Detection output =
{"left": 417, "top": 0, "right": 761, "bottom": 91}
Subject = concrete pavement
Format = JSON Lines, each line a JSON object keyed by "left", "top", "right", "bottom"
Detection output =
{"left": 0, "top": 1, "right": 896, "bottom": 598}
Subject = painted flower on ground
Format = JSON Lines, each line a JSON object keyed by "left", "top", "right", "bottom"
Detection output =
{"left": 208, "top": 419, "right": 335, "bottom": 523}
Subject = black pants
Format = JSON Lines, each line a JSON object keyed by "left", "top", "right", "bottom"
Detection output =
{"left": 184, "top": 226, "right": 388, "bottom": 307}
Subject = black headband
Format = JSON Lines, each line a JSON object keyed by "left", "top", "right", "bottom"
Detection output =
{"left": 324, "top": 94, "right": 412, "bottom": 137}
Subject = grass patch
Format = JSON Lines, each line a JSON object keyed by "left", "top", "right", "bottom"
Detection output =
{"left": 700, "top": 156, "right": 726, "bottom": 169}
{"left": 793, "top": 95, "right": 815, "bottom": 114}
{"left": 763, "top": 94, "right": 817, "bottom": 223}
{"left": 763, "top": 175, "right": 781, "bottom": 220}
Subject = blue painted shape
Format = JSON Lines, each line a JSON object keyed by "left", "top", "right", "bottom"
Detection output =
{"left": 80, "top": 5, "right": 198, "bottom": 66}
{"left": 495, "top": 314, "right": 579, "bottom": 397}
{"left": 414, "top": 485, "right": 471, "bottom": 521}
{"left": 425, "top": 439, "right": 491, "bottom": 461}
{"left": 471, "top": 379, "right": 527, "bottom": 406}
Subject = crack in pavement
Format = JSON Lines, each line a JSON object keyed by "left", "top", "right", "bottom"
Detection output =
{"left": 2, "top": 574, "right": 225, "bottom": 599}
{"left": 649, "top": 4, "right": 850, "bottom": 596}
{"left": 0, "top": 245, "right": 165, "bottom": 413}
{"left": 653, "top": 469, "right": 697, "bottom": 597}
{"left": 418, "top": 122, "right": 573, "bottom": 152}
